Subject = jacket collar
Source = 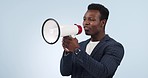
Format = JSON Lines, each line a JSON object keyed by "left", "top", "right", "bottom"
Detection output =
{"left": 79, "top": 34, "right": 110, "bottom": 56}
{"left": 90, "top": 34, "right": 110, "bottom": 56}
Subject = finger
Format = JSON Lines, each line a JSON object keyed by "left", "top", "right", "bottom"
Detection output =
{"left": 64, "top": 48, "right": 70, "bottom": 52}
{"left": 62, "top": 42, "right": 70, "bottom": 52}
{"left": 63, "top": 36, "right": 73, "bottom": 40}
{"left": 74, "top": 38, "right": 78, "bottom": 43}
{"left": 62, "top": 40, "right": 69, "bottom": 49}
{"left": 62, "top": 38, "right": 72, "bottom": 44}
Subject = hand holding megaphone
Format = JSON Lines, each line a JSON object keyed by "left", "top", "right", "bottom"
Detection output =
{"left": 41, "top": 18, "right": 82, "bottom": 44}
{"left": 62, "top": 36, "right": 80, "bottom": 52}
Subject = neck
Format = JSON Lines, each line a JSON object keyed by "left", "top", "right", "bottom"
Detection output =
{"left": 91, "top": 32, "right": 105, "bottom": 41}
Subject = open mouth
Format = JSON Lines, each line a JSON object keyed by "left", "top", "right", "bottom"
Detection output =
{"left": 84, "top": 27, "right": 89, "bottom": 31}
{"left": 84, "top": 27, "right": 90, "bottom": 34}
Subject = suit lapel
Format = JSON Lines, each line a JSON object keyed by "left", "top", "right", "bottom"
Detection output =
{"left": 80, "top": 39, "right": 90, "bottom": 52}
{"left": 90, "top": 35, "right": 110, "bottom": 57}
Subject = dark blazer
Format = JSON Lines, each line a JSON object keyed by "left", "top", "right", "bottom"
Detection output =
{"left": 60, "top": 35, "right": 124, "bottom": 78}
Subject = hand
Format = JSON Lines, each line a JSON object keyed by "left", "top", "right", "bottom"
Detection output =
{"left": 62, "top": 36, "right": 80, "bottom": 52}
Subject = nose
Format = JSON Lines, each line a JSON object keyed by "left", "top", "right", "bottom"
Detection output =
{"left": 83, "top": 19, "right": 90, "bottom": 26}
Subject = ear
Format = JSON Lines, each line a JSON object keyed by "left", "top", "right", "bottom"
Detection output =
{"left": 100, "top": 19, "right": 107, "bottom": 28}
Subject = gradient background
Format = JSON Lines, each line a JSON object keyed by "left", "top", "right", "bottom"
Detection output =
{"left": 0, "top": 0, "right": 148, "bottom": 78}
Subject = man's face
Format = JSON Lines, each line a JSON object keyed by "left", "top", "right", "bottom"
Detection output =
{"left": 83, "top": 10, "right": 104, "bottom": 36}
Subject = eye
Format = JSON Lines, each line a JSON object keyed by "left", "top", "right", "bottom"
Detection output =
{"left": 83, "top": 17, "right": 86, "bottom": 21}
{"left": 89, "top": 18, "right": 95, "bottom": 21}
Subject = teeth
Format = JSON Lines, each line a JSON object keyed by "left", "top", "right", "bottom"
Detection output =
{"left": 84, "top": 27, "right": 89, "bottom": 30}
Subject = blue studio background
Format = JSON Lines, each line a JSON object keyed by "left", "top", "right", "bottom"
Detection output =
{"left": 0, "top": 0, "right": 148, "bottom": 78}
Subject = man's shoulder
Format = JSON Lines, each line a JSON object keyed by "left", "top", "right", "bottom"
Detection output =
{"left": 105, "top": 36, "right": 124, "bottom": 49}
{"left": 101, "top": 35, "right": 123, "bottom": 47}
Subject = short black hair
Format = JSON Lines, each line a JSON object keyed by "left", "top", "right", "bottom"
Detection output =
{"left": 88, "top": 3, "right": 109, "bottom": 20}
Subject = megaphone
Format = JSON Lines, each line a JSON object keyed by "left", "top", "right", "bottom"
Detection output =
{"left": 41, "top": 18, "right": 82, "bottom": 44}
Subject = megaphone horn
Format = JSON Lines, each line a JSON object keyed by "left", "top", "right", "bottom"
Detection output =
{"left": 41, "top": 18, "right": 82, "bottom": 44}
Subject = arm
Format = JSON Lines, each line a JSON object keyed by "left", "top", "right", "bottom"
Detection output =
{"left": 60, "top": 36, "right": 80, "bottom": 76}
{"left": 60, "top": 51, "right": 73, "bottom": 76}
{"left": 74, "top": 43, "right": 124, "bottom": 78}
{"left": 60, "top": 36, "right": 79, "bottom": 76}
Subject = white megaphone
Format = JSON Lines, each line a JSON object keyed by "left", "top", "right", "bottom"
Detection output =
{"left": 41, "top": 18, "right": 82, "bottom": 44}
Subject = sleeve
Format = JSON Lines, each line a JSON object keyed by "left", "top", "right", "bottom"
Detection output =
{"left": 60, "top": 51, "right": 73, "bottom": 76}
{"left": 74, "top": 43, "right": 124, "bottom": 78}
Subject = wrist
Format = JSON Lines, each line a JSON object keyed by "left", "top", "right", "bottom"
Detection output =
{"left": 74, "top": 48, "right": 81, "bottom": 55}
